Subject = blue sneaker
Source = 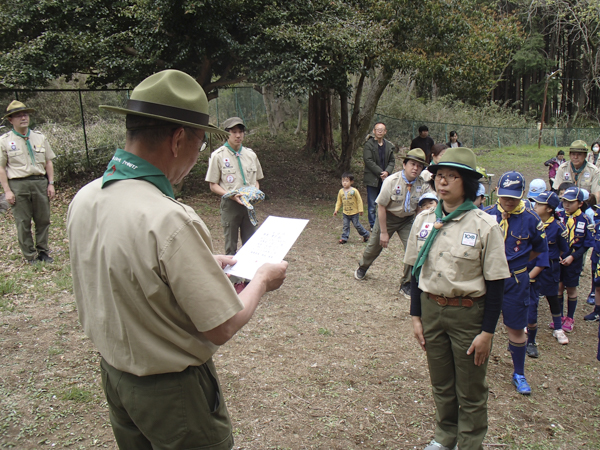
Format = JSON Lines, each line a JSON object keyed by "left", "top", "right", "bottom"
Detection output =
{"left": 512, "top": 373, "right": 531, "bottom": 395}
{"left": 587, "top": 292, "right": 596, "bottom": 305}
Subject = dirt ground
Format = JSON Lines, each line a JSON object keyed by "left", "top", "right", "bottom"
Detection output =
{"left": 1, "top": 139, "right": 600, "bottom": 449}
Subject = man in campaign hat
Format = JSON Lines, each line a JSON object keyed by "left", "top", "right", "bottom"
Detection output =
{"left": 355, "top": 148, "right": 430, "bottom": 296}
{"left": 0, "top": 100, "right": 56, "bottom": 264}
{"left": 553, "top": 140, "right": 600, "bottom": 200}
{"left": 67, "top": 70, "right": 287, "bottom": 449}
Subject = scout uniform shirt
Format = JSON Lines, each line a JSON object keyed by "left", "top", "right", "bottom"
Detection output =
{"left": 553, "top": 160, "right": 600, "bottom": 193}
{"left": 0, "top": 130, "right": 55, "bottom": 179}
{"left": 376, "top": 171, "right": 429, "bottom": 218}
{"left": 205, "top": 144, "right": 264, "bottom": 191}
{"left": 334, "top": 187, "right": 364, "bottom": 216}
{"left": 404, "top": 208, "right": 510, "bottom": 298}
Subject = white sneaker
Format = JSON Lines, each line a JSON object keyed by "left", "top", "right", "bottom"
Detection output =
{"left": 424, "top": 440, "right": 456, "bottom": 450}
{"left": 553, "top": 329, "right": 569, "bottom": 345}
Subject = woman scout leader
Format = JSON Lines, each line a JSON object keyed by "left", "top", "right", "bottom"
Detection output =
{"left": 403, "top": 147, "right": 510, "bottom": 450}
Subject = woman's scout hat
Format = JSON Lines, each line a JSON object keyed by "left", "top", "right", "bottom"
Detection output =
{"left": 100, "top": 70, "right": 228, "bottom": 139}
{"left": 426, "top": 147, "right": 482, "bottom": 179}
{"left": 403, "top": 148, "right": 428, "bottom": 166}
{"left": 569, "top": 140, "right": 588, "bottom": 153}
{"left": 3, "top": 100, "right": 35, "bottom": 120}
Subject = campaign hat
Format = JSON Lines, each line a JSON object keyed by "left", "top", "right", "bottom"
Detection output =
{"left": 426, "top": 147, "right": 482, "bottom": 179}
{"left": 403, "top": 148, "right": 428, "bottom": 167}
{"left": 100, "top": 70, "right": 228, "bottom": 139}
{"left": 569, "top": 140, "right": 588, "bottom": 153}
{"left": 3, "top": 100, "right": 35, "bottom": 120}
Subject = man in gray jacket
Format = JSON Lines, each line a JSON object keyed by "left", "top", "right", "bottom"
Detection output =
{"left": 363, "top": 122, "right": 395, "bottom": 229}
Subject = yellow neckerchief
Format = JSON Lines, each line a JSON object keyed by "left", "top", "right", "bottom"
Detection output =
{"left": 542, "top": 216, "right": 554, "bottom": 230}
{"left": 565, "top": 209, "right": 582, "bottom": 245}
{"left": 497, "top": 199, "right": 526, "bottom": 241}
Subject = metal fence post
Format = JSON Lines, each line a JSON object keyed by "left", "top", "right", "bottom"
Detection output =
{"left": 78, "top": 90, "right": 90, "bottom": 166}
{"left": 472, "top": 126, "right": 475, "bottom": 148}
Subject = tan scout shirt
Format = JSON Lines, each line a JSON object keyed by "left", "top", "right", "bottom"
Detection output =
{"left": 205, "top": 145, "right": 264, "bottom": 191}
{"left": 404, "top": 208, "right": 510, "bottom": 298}
{"left": 553, "top": 161, "right": 600, "bottom": 193}
{"left": 0, "top": 129, "right": 55, "bottom": 179}
{"left": 376, "top": 171, "right": 430, "bottom": 218}
{"left": 67, "top": 179, "right": 244, "bottom": 376}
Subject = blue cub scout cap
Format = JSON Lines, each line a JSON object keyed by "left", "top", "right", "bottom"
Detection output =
{"left": 535, "top": 191, "right": 560, "bottom": 209}
{"left": 561, "top": 186, "right": 583, "bottom": 202}
{"left": 476, "top": 183, "right": 486, "bottom": 197}
{"left": 527, "top": 179, "right": 546, "bottom": 199}
{"left": 497, "top": 171, "right": 525, "bottom": 198}
{"left": 418, "top": 192, "right": 438, "bottom": 207}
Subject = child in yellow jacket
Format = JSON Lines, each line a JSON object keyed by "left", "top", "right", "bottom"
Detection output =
{"left": 334, "top": 172, "right": 370, "bottom": 244}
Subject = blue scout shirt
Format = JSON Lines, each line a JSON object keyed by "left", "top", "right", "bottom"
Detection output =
{"left": 543, "top": 217, "right": 569, "bottom": 260}
{"left": 484, "top": 204, "right": 548, "bottom": 270}
{"left": 591, "top": 221, "right": 600, "bottom": 265}
{"left": 563, "top": 210, "right": 594, "bottom": 260}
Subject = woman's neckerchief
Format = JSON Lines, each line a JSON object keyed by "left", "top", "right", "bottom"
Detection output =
{"left": 401, "top": 171, "right": 416, "bottom": 212}
{"left": 412, "top": 199, "right": 477, "bottom": 282}
{"left": 497, "top": 199, "right": 526, "bottom": 241}
{"left": 12, "top": 129, "right": 35, "bottom": 164}
{"left": 102, "top": 148, "right": 175, "bottom": 198}
{"left": 224, "top": 142, "right": 248, "bottom": 186}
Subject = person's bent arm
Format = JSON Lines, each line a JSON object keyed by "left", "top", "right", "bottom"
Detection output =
{"left": 203, "top": 261, "right": 288, "bottom": 345}
{"left": 209, "top": 182, "right": 228, "bottom": 197}
{"left": 0, "top": 166, "right": 14, "bottom": 204}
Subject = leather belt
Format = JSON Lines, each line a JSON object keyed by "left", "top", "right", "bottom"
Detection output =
{"left": 427, "top": 292, "right": 482, "bottom": 307}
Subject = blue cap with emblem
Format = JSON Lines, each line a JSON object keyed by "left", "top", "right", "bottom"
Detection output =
{"left": 418, "top": 192, "right": 438, "bottom": 207}
{"left": 560, "top": 186, "right": 584, "bottom": 202}
{"left": 535, "top": 191, "right": 560, "bottom": 209}
{"left": 497, "top": 171, "right": 525, "bottom": 198}
{"left": 527, "top": 178, "right": 547, "bottom": 200}
{"left": 476, "top": 183, "right": 486, "bottom": 197}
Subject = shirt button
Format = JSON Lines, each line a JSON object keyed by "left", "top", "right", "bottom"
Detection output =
{"left": 439, "top": 252, "right": 443, "bottom": 256}
{"left": 464, "top": 252, "right": 469, "bottom": 257}
{"left": 443, "top": 232, "right": 446, "bottom": 235}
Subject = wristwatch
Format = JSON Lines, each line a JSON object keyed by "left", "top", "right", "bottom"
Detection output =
{"left": 48, "top": 181, "right": 54, "bottom": 185}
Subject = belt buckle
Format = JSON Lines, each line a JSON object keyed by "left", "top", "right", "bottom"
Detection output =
{"left": 437, "top": 295, "right": 448, "bottom": 306}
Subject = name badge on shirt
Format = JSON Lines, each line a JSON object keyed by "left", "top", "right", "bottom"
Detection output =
{"left": 418, "top": 222, "right": 434, "bottom": 240}
{"left": 576, "top": 221, "right": 585, "bottom": 232}
{"left": 584, "top": 172, "right": 591, "bottom": 179}
{"left": 416, "top": 186, "right": 422, "bottom": 192}
{"left": 462, "top": 232, "right": 478, "bottom": 247}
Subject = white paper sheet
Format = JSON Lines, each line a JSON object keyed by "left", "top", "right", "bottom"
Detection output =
{"left": 224, "top": 215, "right": 309, "bottom": 280}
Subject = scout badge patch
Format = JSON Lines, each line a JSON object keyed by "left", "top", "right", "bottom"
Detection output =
{"left": 418, "top": 222, "right": 433, "bottom": 240}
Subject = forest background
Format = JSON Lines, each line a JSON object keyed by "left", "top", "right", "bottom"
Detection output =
{"left": 1, "top": 0, "right": 600, "bottom": 178}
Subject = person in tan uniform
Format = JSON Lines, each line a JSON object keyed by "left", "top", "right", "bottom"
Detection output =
{"left": 67, "top": 70, "right": 287, "bottom": 450}
{"left": 205, "top": 117, "right": 264, "bottom": 256}
{"left": 0, "top": 101, "right": 56, "bottom": 263}
{"left": 354, "top": 148, "right": 429, "bottom": 297}
{"left": 553, "top": 140, "right": 600, "bottom": 200}
{"left": 404, "top": 147, "right": 509, "bottom": 450}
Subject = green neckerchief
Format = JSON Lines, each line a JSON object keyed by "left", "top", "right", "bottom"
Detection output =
{"left": 224, "top": 142, "right": 248, "bottom": 185}
{"left": 412, "top": 199, "right": 477, "bottom": 282}
{"left": 12, "top": 129, "right": 35, "bottom": 164}
{"left": 571, "top": 160, "right": 587, "bottom": 184}
{"left": 101, "top": 148, "right": 175, "bottom": 199}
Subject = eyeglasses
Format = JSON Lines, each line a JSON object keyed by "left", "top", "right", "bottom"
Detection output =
{"left": 374, "top": 128, "right": 386, "bottom": 132}
{"left": 434, "top": 173, "right": 461, "bottom": 183}
{"left": 185, "top": 127, "right": 208, "bottom": 152}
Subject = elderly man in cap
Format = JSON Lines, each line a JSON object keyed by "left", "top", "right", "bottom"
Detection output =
{"left": 206, "top": 117, "right": 264, "bottom": 258}
{"left": 0, "top": 100, "right": 56, "bottom": 263}
{"left": 355, "top": 148, "right": 430, "bottom": 297}
{"left": 67, "top": 70, "right": 287, "bottom": 449}
{"left": 553, "top": 140, "right": 600, "bottom": 200}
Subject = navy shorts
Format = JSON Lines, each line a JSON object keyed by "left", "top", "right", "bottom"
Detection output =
{"left": 527, "top": 278, "right": 542, "bottom": 324}
{"left": 502, "top": 269, "right": 529, "bottom": 330}
{"left": 538, "top": 259, "right": 561, "bottom": 297}
{"left": 561, "top": 257, "right": 584, "bottom": 288}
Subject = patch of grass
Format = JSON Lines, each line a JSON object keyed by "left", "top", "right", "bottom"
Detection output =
{"left": 59, "top": 387, "right": 93, "bottom": 403}
{"left": 48, "top": 347, "right": 64, "bottom": 356}
{"left": 318, "top": 327, "right": 332, "bottom": 336}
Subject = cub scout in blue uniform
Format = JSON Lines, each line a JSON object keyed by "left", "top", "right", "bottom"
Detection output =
{"left": 530, "top": 191, "right": 570, "bottom": 346}
{"left": 557, "top": 187, "right": 594, "bottom": 333}
{"left": 484, "top": 171, "right": 548, "bottom": 395}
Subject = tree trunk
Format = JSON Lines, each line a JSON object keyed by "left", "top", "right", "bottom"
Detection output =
{"left": 262, "top": 85, "right": 294, "bottom": 136}
{"left": 295, "top": 108, "right": 303, "bottom": 135}
{"left": 305, "top": 90, "right": 334, "bottom": 160}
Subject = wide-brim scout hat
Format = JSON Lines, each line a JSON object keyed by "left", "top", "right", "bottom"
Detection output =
{"left": 427, "top": 147, "right": 482, "bottom": 179}
{"left": 403, "top": 148, "right": 428, "bottom": 167}
{"left": 100, "top": 70, "right": 228, "bottom": 140}
{"left": 222, "top": 117, "right": 245, "bottom": 131}
{"left": 3, "top": 100, "right": 35, "bottom": 120}
{"left": 535, "top": 191, "right": 560, "bottom": 209}
{"left": 569, "top": 140, "right": 588, "bottom": 153}
{"left": 497, "top": 171, "right": 525, "bottom": 198}
{"left": 561, "top": 186, "right": 584, "bottom": 202}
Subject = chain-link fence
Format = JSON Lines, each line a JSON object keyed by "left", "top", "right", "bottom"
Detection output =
{"left": 372, "top": 112, "right": 600, "bottom": 149}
